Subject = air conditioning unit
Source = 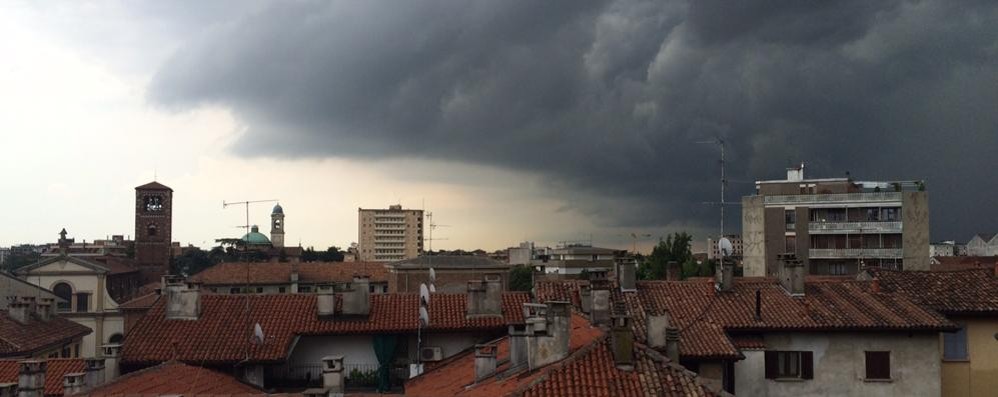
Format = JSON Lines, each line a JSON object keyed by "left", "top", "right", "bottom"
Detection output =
{"left": 420, "top": 346, "right": 443, "bottom": 362}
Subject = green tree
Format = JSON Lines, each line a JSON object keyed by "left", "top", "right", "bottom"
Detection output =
{"left": 171, "top": 248, "right": 216, "bottom": 276}
{"left": 638, "top": 232, "right": 694, "bottom": 280}
{"left": 509, "top": 265, "right": 534, "bottom": 292}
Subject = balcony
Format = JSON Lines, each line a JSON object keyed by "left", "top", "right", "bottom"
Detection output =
{"left": 765, "top": 192, "right": 902, "bottom": 206}
{"left": 808, "top": 221, "right": 902, "bottom": 234}
{"left": 809, "top": 248, "right": 902, "bottom": 259}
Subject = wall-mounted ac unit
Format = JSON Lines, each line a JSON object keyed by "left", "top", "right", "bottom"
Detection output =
{"left": 420, "top": 346, "right": 443, "bottom": 362}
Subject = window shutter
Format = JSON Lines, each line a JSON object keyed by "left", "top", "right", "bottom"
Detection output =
{"left": 765, "top": 351, "right": 778, "bottom": 379}
{"left": 801, "top": 351, "right": 814, "bottom": 379}
{"left": 865, "top": 351, "right": 891, "bottom": 379}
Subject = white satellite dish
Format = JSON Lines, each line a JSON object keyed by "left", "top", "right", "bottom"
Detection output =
{"left": 253, "top": 323, "right": 265, "bottom": 344}
{"left": 429, "top": 268, "right": 436, "bottom": 283}
{"left": 719, "top": 237, "right": 734, "bottom": 257}
{"left": 419, "top": 283, "right": 431, "bottom": 306}
{"left": 429, "top": 284, "right": 436, "bottom": 293}
{"left": 418, "top": 306, "right": 430, "bottom": 327}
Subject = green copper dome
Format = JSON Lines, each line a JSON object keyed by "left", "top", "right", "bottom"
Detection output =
{"left": 241, "top": 225, "right": 271, "bottom": 245}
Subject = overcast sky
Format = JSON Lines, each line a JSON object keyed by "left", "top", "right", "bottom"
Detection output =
{"left": 2, "top": 1, "right": 996, "bottom": 251}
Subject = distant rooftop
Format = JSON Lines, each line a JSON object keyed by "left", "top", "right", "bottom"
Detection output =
{"left": 388, "top": 255, "right": 510, "bottom": 269}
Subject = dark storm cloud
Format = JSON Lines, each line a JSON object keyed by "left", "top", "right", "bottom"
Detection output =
{"left": 150, "top": 0, "right": 998, "bottom": 238}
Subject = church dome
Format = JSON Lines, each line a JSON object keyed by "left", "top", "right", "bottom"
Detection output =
{"left": 241, "top": 225, "right": 271, "bottom": 245}
{"left": 272, "top": 204, "right": 283, "bottom": 214}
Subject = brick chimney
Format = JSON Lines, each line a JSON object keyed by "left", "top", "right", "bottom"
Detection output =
{"left": 617, "top": 259, "right": 636, "bottom": 292}
{"left": 163, "top": 276, "right": 201, "bottom": 320}
{"left": 341, "top": 276, "right": 370, "bottom": 316}
{"left": 62, "top": 372, "right": 86, "bottom": 396}
{"left": 778, "top": 254, "right": 805, "bottom": 296}
{"left": 316, "top": 285, "right": 336, "bottom": 319}
{"left": 646, "top": 313, "right": 671, "bottom": 349}
{"left": 17, "top": 360, "right": 46, "bottom": 397}
{"left": 525, "top": 301, "right": 571, "bottom": 370}
{"left": 507, "top": 324, "right": 529, "bottom": 370}
{"left": 84, "top": 357, "right": 105, "bottom": 389}
{"left": 100, "top": 344, "right": 122, "bottom": 381}
{"left": 474, "top": 344, "right": 498, "bottom": 382}
{"left": 665, "top": 327, "right": 680, "bottom": 363}
{"left": 321, "top": 355, "right": 345, "bottom": 395}
{"left": 666, "top": 261, "right": 681, "bottom": 281}
{"left": 8, "top": 301, "right": 30, "bottom": 325}
{"left": 610, "top": 314, "right": 634, "bottom": 370}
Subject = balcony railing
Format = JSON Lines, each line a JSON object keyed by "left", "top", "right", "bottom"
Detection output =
{"left": 809, "top": 248, "right": 903, "bottom": 259}
{"left": 765, "top": 192, "right": 902, "bottom": 205}
{"left": 808, "top": 221, "right": 902, "bottom": 234}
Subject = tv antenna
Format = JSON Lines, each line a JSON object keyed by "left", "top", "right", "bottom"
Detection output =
{"left": 223, "top": 199, "right": 279, "bottom": 235}
{"left": 620, "top": 233, "right": 652, "bottom": 254}
{"left": 424, "top": 212, "right": 450, "bottom": 255}
{"left": 696, "top": 138, "right": 737, "bottom": 238}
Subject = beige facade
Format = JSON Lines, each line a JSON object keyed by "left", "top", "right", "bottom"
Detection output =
{"left": 742, "top": 165, "right": 929, "bottom": 276}
{"left": 940, "top": 317, "right": 998, "bottom": 397}
{"left": 358, "top": 205, "right": 424, "bottom": 262}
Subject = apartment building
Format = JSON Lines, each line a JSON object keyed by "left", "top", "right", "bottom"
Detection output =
{"left": 742, "top": 164, "right": 929, "bottom": 276}
{"left": 358, "top": 205, "right": 424, "bottom": 262}
{"left": 707, "top": 235, "right": 743, "bottom": 260}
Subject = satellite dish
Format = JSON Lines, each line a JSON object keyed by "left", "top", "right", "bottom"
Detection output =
{"left": 253, "top": 323, "right": 265, "bottom": 344}
{"left": 419, "top": 283, "right": 431, "bottom": 306}
{"left": 429, "top": 268, "right": 436, "bottom": 283}
{"left": 429, "top": 284, "right": 436, "bottom": 293}
{"left": 418, "top": 306, "right": 430, "bottom": 327}
{"left": 719, "top": 237, "right": 734, "bottom": 257}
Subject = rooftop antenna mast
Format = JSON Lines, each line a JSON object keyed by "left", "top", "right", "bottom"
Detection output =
{"left": 424, "top": 211, "right": 450, "bottom": 255}
{"left": 696, "top": 138, "right": 730, "bottom": 237}
{"left": 222, "top": 199, "right": 279, "bottom": 235}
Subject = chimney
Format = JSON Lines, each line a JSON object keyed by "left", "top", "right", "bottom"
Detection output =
{"left": 610, "top": 314, "right": 634, "bottom": 369}
{"left": 0, "top": 383, "right": 15, "bottom": 397}
{"left": 617, "top": 259, "right": 636, "bottom": 292}
{"left": 62, "top": 372, "right": 86, "bottom": 396}
{"left": 666, "top": 261, "right": 681, "bottom": 281}
{"left": 870, "top": 277, "right": 880, "bottom": 293}
{"left": 163, "top": 276, "right": 201, "bottom": 320}
{"left": 778, "top": 254, "right": 805, "bottom": 296}
{"left": 17, "top": 360, "right": 46, "bottom": 397}
{"left": 316, "top": 285, "right": 336, "bottom": 319}
{"left": 525, "top": 301, "right": 570, "bottom": 370}
{"left": 84, "top": 357, "right": 105, "bottom": 389}
{"left": 39, "top": 298, "right": 56, "bottom": 319}
{"left": 579, "top": 285, "right": 592, "bottom": 313}
{"left": 290, "top": 270, "right": 300, "bottom": 294}
{"left": 474, "top": 344, "right": 498, "bottom": 382}
{"left": 35, "top": 302, "right": 52, "bottom": 322}
{"left": 665, "top": 327, "right": 680, "bottom": 363}
{"left": 646, "top": 313, "right": 670, "bottom": 349}
{"left": 341, "top": 276, "right": 370, "bottom": 316}
{"left": 466, "top": 278, "right": 501, "bottom": 317}
{"left": 321, "top": 355, "right": 345, "bottom": 395}
{"left": 715, "top": 261, "right": 733, "bottom": 292}
{"left": 507, "top": 324, "right": 529, "bottom": 369}
{"left": 588, "top": 270, "right": 609, "bottom": 283}
{"left": 100, "top": 344, "right": 122, "bottom": 381}
{"left": 8, "top": 301, "right": 30, "bottom": 324}
{"left": 590, "top": 287, "right": 610, "bottom": 326}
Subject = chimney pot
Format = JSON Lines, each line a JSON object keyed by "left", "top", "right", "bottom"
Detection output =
{"left": 665, "top": 327, "right": 680, "bottom": 363}
{"left": 8, "top": 302, "right": 30, "bottom": 325}
{"left": 579, "top": 285, "right": 592, "bottom": 313}
{"left": 778, "top": 254, "right": 805, "bottom": 296}
{"left": 84, "top": 358, "right": 105, "bottom": 388}
{"left": 610, "top": 315, "right": 634, "bottom": 369}
{"left": 18, "top": 360, "right": 46, "bottom": 397}
{"left": 100, "top": 344, "right": 122, "bottom": 381}
{"left": 870, "top": 277, "right": 880, "bottom": 293}
{"left": 590, "top": 288, "right": 611, "bottom": 325}
{"left": 508, "top": 324, "right": 529, "bottom": 369}
{"left": 617, "top": 259, "right": 636, "bottom": 292}
{"left": 321, "top": 355, "right": 345, "bottom": 394}
{"left": 62, "top": 372, "right": 86, "bottom": 396}
{"left": 715, "top": 260, "right": 734, "bottom": 292}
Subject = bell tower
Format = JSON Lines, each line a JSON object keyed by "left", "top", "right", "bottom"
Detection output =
{"left": 135, "top": 181, "right": 172, "bottom": 280}
{"left": 271, "top": 203, "right": 285, "bottom": 248}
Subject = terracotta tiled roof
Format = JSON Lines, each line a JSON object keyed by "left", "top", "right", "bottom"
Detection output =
{"left": 406, "top": 313, "right": 724, "bottom": 397}
{"left": 191, "top": 262, "right": 389, "bottom": 285}
{"left": 536, "top": 277, "right": 954, "bottom": 360}
{"left": 0, "top": 311, "right": 91, "bottom": 357}
{"left": 123, "top": 292, "right": 530, "bottom": 365}
{"left": 930, "top": 256, "right": 998, "bottom": 272}
{"left": 0, "top": 358, "right": 85, "bottom": 396}
{"left": 82, "top": 361, "right": 263, "bottom": 396}
{"left": 117, "top": 293, "right": 161, "bottom": 310}
{"left": 864, "top": 268, "right": 998, "bottom": 314}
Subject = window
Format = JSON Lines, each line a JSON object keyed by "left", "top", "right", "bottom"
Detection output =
{"left": 147, "top": 224, "right": 158, "bottom": 237}
{"left": 785, "top": 210, "right": 797, "bottom": 230}
{"left": 785, "top": 236, "right": 797, "bottom": 254}
{"left": 943, "top": 326, "right": 968, "bottom": 360}
{"left": 53, "top": 283, "right": 72, "bottom": 312}
{"left": 765, "top": 351, "right": 813, "bottom": 380}
{"left": 865, "top": 351, "right": 891, "bottom": 380}
{"left": 278, "top": 287, "right": 287, "bottom": 293}
{"left": 299, "top": 286, "right": 313, "bottom": 293}
{"left": 75, "top": 293, "right": 90, "bottom": 312}
{"left": 256, "top": 287, "right": 264, "bottom": 293}
{"left": 230, "top": 287, "right": 241, "bottom": 294}
{"left": 61, "top": 345, "right": 71, "bottom": 358}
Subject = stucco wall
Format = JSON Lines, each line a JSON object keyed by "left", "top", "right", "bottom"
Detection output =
{"left": 941, "top": 317, "right": 998, "bottom": 397}
{"left": 742, "top": 196, "right": 767, "bottom": 277}
{"left": 289, "top": 335, "right": 380, "bottom": 369}
{"left": 902, "top": 191, "right": 930, "bottom": 271}
{"left": 734, "top": 332, "right": 941, "bottom": 397}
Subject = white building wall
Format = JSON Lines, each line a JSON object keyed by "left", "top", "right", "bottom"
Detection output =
{"left": 734, "top": 332, "right": 941, "bottom": 397}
